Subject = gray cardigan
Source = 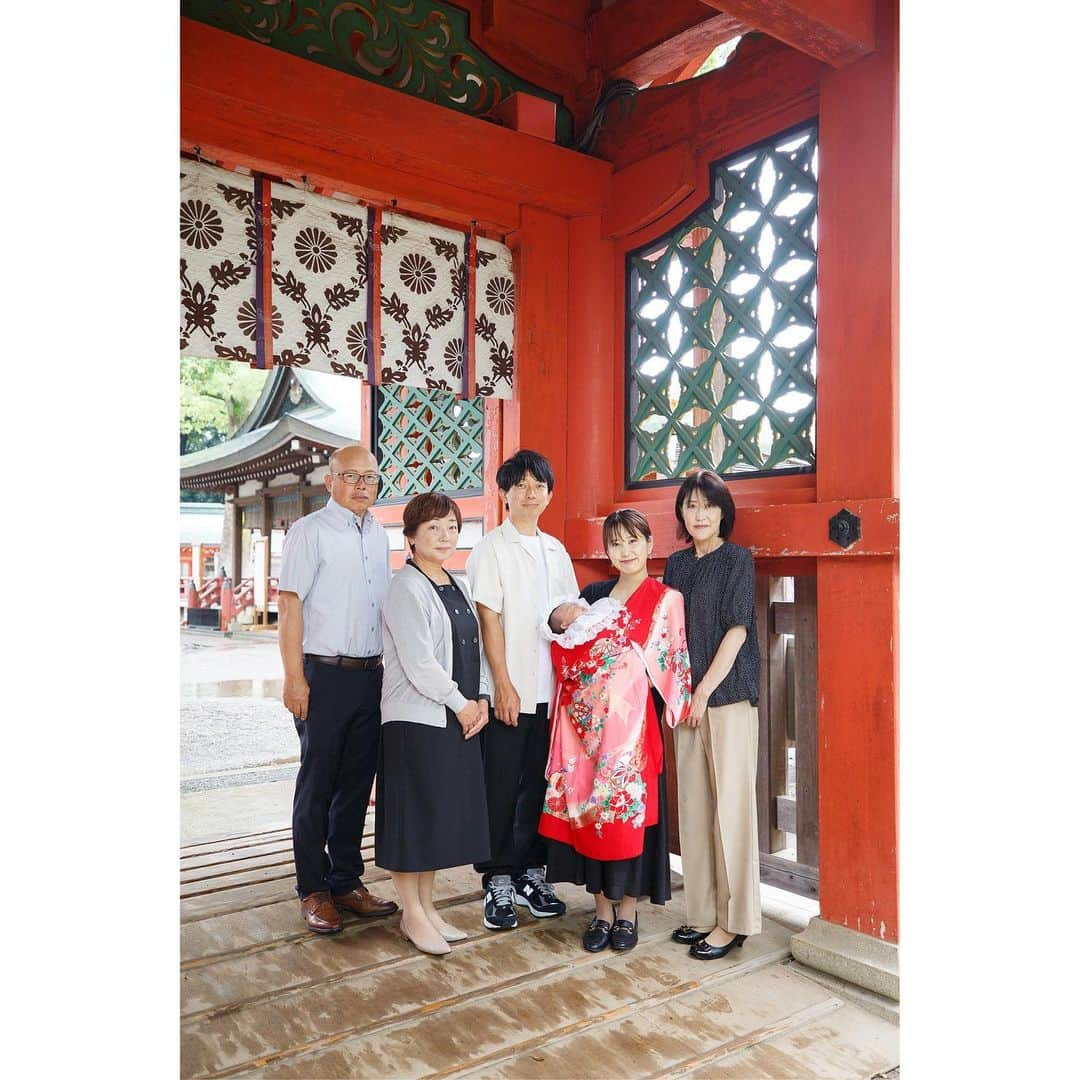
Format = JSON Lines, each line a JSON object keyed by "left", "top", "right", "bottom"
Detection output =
{"left": 380, "top": 563, "right": 491, "bottom": 727}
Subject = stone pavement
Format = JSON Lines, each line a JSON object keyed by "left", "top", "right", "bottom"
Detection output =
{"left": 181, "top": 628, "right": 297, "bottom": 794}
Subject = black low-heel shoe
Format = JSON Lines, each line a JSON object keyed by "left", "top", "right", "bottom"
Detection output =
{"left": 610, "top": 917, "right": 638, "bottom": 951}
{"left": 671, "top": 925, "right": 708, "bottom": 945}
{"left": 582, "top": 917, "right": 613, "bottom": 952}
{"left": 689, "top": 933, "right": 747, "bottom": 960}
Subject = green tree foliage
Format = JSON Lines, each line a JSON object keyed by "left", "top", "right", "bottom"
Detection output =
{"left": 180, "top": 358, "right": 268, "bottom": 454}
{"left": 695, "top": 36, "right": 742, "bottom": 77}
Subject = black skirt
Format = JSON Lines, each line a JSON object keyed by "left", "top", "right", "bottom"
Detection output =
{"left": 375, "top": 710, "right": 491, "bottom": 873}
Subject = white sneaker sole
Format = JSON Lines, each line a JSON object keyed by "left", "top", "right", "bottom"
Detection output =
{"left": 483, "top": 916, "right": 518, "bottom": 930}
{"left": 513, "top": 890, "right": 566, "bottom": 918}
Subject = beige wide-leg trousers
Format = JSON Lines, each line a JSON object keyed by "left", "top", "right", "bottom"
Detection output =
{"left": 675, "top": 701, "right": 762, "bottom": 936}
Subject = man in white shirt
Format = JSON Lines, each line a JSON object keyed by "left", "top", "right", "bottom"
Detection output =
{"left": 278, "top": 444, "right": 398, "bottom": 935}
{"left": 466, "top": 449, "right": 580, "bottom": 930}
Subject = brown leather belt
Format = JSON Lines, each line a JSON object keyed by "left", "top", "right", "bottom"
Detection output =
{"left": 304, "top": 653, "right": 382, "bottom": 670}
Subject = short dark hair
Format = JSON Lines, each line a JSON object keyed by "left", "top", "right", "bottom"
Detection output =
{"left": 602, "top": 508, "right": 652, "bottom": 551}
{"left": 402, "top": 492, "right": 462, "bottom": 551}
{"left": 674, "top": 470, "right": 736, "bottom": 543}
{"left": 495, "top": 449, "right": 555, "bottom": 495}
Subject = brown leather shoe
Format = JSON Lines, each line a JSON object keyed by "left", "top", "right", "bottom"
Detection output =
{"left": 332, "top": 883, "right": 398, "bottom": 918}
{"left": 299, "top": 891, "right": 344, "bottom": 934}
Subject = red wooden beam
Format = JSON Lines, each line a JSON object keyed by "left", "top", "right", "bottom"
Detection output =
{"left": 699, "top": 0, "right": 875, "bottom": 67}
{"left": 587, "top": 0, "right": 748, "bottom": 86}
{"left": 181, "top": 19, "right": 611, "bottom": 230}
{"left": 564, "top": 497, "right": 898, "bottom": 561}
{"left": 595, "top": 34, "right": 824, "bottom": 170}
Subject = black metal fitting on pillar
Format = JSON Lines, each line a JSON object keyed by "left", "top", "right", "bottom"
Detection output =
{"left": 828, "top": 508, "right": 861, "bottom": 549}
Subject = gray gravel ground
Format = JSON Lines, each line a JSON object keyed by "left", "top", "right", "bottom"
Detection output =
{"left": 181, "top": 630, "right": 298, "bottom": 792}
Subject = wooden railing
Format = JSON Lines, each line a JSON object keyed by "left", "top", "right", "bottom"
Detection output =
{"left": 755, "top": 574, "right": 819, "bottom": 898}
{"left": 663, "top": 572, "right": 820, "bottom": 900}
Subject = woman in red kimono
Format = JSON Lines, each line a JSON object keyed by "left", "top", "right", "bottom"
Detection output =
{"left": 540, "top": 509, "right": 691, "bottom": 953}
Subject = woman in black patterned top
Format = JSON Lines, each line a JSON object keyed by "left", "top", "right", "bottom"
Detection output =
{"left": 662, "top": 470, "right": 763, "bottom": 960}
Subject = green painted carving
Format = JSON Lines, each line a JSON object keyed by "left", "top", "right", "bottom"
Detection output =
{"left": 627, "top": 121, "right": 819, "bottom": 485}
{"left": 182, "top": 0, "right": 572, "bottom": 145}
{"left": 376, "top": 385, "right": 484, "bottom": 498}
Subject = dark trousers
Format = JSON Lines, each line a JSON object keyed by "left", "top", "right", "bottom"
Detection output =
{"left": 474, "top": 704, "right": 550, "bottom": 883}
{"left": 292, "top": 659, "right": 382, "bottom": 897}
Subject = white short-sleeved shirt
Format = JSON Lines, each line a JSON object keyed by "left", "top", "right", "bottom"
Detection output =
{"left": 465, "top": 519, "right": 579, "bottom": 713}
{"left": 278, "top": 496, "right": 391, "bottom": 657}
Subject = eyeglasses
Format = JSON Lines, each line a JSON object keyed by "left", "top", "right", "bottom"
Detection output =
{"left": 334, "top": 471, "right": 380, "bottom": 487}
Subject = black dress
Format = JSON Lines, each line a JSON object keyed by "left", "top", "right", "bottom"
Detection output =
{"left": 375, "top": 569, "right": 491, "bottom": 873}
{"left": 543, "top": 578, "right": 673, "bottom": 904}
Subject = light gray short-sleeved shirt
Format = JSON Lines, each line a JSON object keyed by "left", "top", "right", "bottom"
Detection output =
{"left": 278, "top": 496, "right": 391, "bottom": 657}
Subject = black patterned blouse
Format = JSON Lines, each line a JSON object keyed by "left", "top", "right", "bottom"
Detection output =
{"left": 662, "top": 542, "right": 760, "bottom": 707}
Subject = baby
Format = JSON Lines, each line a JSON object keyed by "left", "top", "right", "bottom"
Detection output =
{"left": 549, "top": 601, "right": 588, "bottom": 633}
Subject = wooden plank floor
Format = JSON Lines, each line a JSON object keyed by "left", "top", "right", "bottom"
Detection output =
{"left": 181, "top": 827, "right": 898, "bottom": 1079}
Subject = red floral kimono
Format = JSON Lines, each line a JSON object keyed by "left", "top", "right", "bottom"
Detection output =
{"left": 539, "top": 577, "right": 691, "bottom": 862}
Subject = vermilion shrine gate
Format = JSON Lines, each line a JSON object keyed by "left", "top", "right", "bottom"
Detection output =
{"left": 180, "top": 0, "right": 899, "bottom": 1020}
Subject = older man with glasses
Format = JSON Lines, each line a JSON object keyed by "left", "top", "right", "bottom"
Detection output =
{"left": 278, "top": 443, "right": 399, "bottom": 934}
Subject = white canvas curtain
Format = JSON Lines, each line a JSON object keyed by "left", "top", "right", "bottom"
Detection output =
{"left": 270, "top": 187, "right": 371, "bottom": 379}
{"left": 474, "top": 237, "right": 516, "bottom": 399}
{"left": 179, "top": 158, "right": 515, "bottom": 398}
{"left": 378, "top": 211, "right": 467, "bottom": 393}
{"left": 179, "top": 162, "right": 257, "bottom": 362}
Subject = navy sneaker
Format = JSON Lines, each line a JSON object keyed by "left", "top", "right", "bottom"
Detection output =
{"left": 483, "top": 874, "right": 518, "bottom": 930}
{"left": 511, "top": 868, "right": 567, "bottom": 918}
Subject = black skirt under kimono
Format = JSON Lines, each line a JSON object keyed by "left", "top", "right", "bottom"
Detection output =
{"left": 543, "top": 578, "right": 672, "bottom": 904}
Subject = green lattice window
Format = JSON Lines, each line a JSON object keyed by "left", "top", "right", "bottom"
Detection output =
{"left": 627, "top": 121, "right": 818, "bottom": 485}
{"left": 375, "top": 386, "right": 484, "bottom": 499}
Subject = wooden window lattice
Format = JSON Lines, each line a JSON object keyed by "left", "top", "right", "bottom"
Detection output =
{"left": 627, "top": 121, "right": 818, "bottom": 484}
{"left": 375, "top": 386, "right": 484, "bottom": 499}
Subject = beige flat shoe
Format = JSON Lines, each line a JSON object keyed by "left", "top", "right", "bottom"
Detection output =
{"left": 400, "top": 913, "right": 451, "bottom": 956}
{"left": 429, "top": 917, "right": 467, "bottom": 942}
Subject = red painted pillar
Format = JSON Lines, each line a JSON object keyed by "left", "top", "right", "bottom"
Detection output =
{"left": 186, "top": 579, "right": 200, "bottom": 611}
{"left": 504, "top": 205, "right": 571, "bottom": 538}
{"left": 219, "top": 576, "right": 235, "bottom": 631}
{"left": 814, "top": 0, "right": 899, "bottom": 942}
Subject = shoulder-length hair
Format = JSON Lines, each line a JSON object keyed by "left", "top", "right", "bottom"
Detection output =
{"left": 674, "top": 470, "right": 736, "bottom": 543}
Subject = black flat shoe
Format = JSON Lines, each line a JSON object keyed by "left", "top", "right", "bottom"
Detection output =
{"left": 582, "top": 917, "right": 613, "bottom": 952}
{"left": 671, "top": 925, "right": 708, "bottom": 945}
{"left": 689, "top": 933, "right": 747, "bottom": 960}
{"left": 610, "top": 917, "right": 638, "bottom": 951}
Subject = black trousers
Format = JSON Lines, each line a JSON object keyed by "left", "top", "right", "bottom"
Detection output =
{"left": 474, "top": 704, "right": 550, "bottom": 883}
{"left": 292, "top": 659, "right": 382, "bottom": 897}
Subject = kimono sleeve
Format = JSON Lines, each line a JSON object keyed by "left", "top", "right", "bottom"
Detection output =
{"left": 642, "top": 587, "right": 693, "bottom": 727}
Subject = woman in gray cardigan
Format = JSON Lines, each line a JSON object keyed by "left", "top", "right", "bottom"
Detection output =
{"left": 376, "top": 492, "right": 492, "bottom": 956}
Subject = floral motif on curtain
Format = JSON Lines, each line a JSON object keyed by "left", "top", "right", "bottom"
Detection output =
{"left": 473, "top": 237, "right": 516, "bottom": 399}
{"left": 379, "top": 211, "right": 466, "bottom": 393}
{"left": 179, "top": 160, "right": 517, "bottom": 399}
{"left": 270, "top": 188, "right": 371, "bottom": 379}
{"left": 179, "top": 162, "right": 257, "bottom": 362}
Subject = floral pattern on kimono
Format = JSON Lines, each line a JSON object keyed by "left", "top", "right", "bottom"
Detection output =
{"left": 539, "top": 577, "right": 691, "bottom": 862}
